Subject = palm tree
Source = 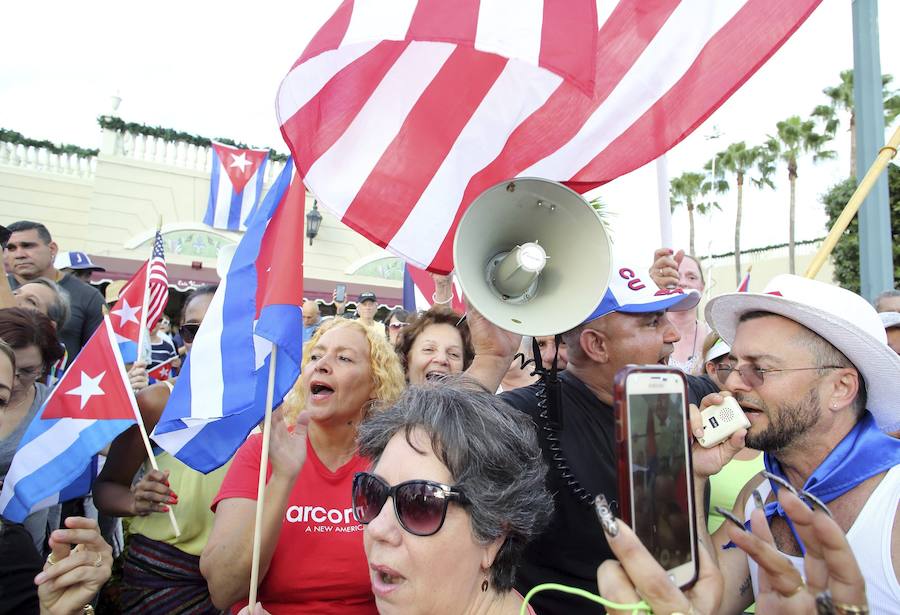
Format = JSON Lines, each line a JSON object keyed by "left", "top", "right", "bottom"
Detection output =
{"left": 766, "top": 116, "right": 836, "bottom": 274}
{"left": 709, "top": 142, "right": 773, "bottom": 286}
{"left": 670, "top": 171, "right": 719, "bottom": 257}
{"left": 811, "top": 69, "right": 900, "bottom": 177}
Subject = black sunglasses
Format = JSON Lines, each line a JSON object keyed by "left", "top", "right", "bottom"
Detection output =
{"left": 351, "top": 472, "right": 468, "bottom": 537}
{"left": 179, "top": 323, "right": 200, "bottom": 343}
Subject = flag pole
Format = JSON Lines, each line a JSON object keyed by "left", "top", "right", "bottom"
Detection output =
{"left": 135, "top": 222, "right": 161, "bottom": 363}
{"left": 249, "top": 345, "right": 278, "bottom": 610}
{"left": 103, "top": 313, "right": 181, "bottom": 537}
{"left": 804, "top": 125, "right": 899, "bottom": 279}
{"left": 656, "top": 154, "right": 673, "bottom": 249}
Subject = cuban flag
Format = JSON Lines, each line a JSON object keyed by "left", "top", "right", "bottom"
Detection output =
{"left": 153, "top": 159, "right": 303, "bottom": 473}
{"left": 0, "top": 316, "right": 138, "bottom": 522}
{"left": 203, "top": 142, "right": 269, "bottom": 231}
{"left": 402, "top": 264, "right": 464, "bottom": 313}
{"left": 148, "top": 356, "right": 178, "bottom": 383}
{"left": 109, "top": 258, "right": 162, "bottom": 363}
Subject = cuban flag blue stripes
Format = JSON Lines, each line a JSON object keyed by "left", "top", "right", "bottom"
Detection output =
{"left": 153, "top": 159, "right": 303, "bottom": 473}
{"left": 402, "top": 265, "right": 417, "bottom": 312}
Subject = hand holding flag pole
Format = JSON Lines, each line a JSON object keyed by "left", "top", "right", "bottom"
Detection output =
{"left": 248, "top": 346, "right": 277, "bottom": 610}
{"left": 103, "top": 313, "right": 181, "bottom": 538}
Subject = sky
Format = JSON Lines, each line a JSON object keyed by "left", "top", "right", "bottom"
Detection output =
{"left": 2, "top": 0, "right": 897, "bottom": 267}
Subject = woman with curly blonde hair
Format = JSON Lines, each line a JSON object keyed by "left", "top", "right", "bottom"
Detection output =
{"left": 201, "top": 318, "right": 405, "bottom": 614}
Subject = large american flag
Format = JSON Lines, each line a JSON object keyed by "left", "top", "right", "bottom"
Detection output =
{"left": 277, "top": 0, "right": 822, "bottom": 273}
{"left": 146, "top": 230, "right": 169, "bottom": 328}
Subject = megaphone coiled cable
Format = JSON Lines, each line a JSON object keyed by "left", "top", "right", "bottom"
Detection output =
{"left": 531, "top": 336, "right": 595, "bottom": 507}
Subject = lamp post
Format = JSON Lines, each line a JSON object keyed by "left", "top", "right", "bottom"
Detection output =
{"left": 705, "top": 125, "right": 722, "bottom": 180}
{"left": 306, "top": 200, "right": 323, "bottom": 246}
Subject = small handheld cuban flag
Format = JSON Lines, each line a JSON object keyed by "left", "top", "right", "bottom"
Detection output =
{"left": 148, "top": 356, "right": 178, "bottom": 382}
{"left": 0, "top": 316, "right": 138, "bottom": 522}
{"left": 204, "top": 142, "right": 269, "bottom": 231}
{"left": 108, "top": 232, "right": 168, "bottom": 364}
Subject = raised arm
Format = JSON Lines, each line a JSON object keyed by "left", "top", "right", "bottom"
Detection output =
{"left": 463, "top": 303, "right": 520, "bottom": 393}
{"left": 200, "top": 412, "right": 309, "bottom": 610}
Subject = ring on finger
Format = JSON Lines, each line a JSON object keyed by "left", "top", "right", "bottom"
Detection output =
{"left": 93, "top": 552, "right": 103, "bottom": 567}
{"left": 46, "top": 553, "right": 58, "bottom": 566}
{"left": 785, "top": 578, "right": 807, "bottom": 598}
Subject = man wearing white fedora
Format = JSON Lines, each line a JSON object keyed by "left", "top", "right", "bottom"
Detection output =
{"left": 696, "top": 274, "right": 900, "bottom": 614}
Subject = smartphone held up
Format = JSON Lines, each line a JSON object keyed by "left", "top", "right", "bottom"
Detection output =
{"left": 334, "top": 283, "right": 347, "bottom": 304}
{"left": 613, "top": 365, "right": 698, "bottom": 589}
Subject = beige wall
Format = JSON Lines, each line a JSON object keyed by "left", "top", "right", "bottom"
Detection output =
{"left": 0, "top": 166, "right": 93, "bottom": 253}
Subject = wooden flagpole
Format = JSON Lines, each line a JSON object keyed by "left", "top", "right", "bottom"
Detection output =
{"left": 248, "top": 345, "right": 278, "bottom": 610}
{"left": 103, "top": 312, "right": 180, "bottom": 537}
{"left": 805, "top": 125, "right": 899, "bottom": 279}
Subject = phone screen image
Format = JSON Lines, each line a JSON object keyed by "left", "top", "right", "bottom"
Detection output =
{"left": 626, "top": 390, "right": 694, "bottom": 574}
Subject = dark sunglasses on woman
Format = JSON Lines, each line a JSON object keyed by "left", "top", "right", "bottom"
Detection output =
{"left": 179, "top": 323, "right": 201, "bottom": 343}
{"left": 351, "top": 472, "right": 468, "bottom": 537}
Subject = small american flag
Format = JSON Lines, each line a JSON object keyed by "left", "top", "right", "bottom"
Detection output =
{"left": 146, "top": 230, "right": 169, "bottom": 328}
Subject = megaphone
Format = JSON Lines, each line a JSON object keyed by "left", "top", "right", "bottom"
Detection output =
{"left": 453, "top": 178, "right": 612, "bottom": 336}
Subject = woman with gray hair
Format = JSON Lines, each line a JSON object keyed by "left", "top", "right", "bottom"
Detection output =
{"left": 353, "top": 377, "right": 553, "bottom": 614}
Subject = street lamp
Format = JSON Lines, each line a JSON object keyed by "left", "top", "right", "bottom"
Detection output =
{"left": 306, "top": 200, "right": 323, "bottom": 246}
{"left": 705, "top": 125, "right": 722, "bottom": 179}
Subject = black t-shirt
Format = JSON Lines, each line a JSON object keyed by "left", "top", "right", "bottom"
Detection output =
{"left": 7, "top": 273, "right": 104, "bottom": 364}
{"left": 500, "top": 371, "right": 717, "bottom": 615}
{"left": 0, "top": 522, "right": 42, "bottom": 615}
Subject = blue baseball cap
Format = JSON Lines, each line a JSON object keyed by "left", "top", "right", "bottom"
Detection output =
{"left": 55, "top": 251, "right": 106, "bottom": 272}
{"left": 583, "top": 263, "right": 700, "bottom": 323}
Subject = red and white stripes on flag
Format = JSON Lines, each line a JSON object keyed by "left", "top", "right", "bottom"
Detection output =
{"left": 146, "top": 230, "right": 169, "bottom": 329}
{"left": 278, "top": 0, "right": 822, "bottom": 274}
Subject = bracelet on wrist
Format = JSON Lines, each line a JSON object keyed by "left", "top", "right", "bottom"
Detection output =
{"left": 431, "top": 292, "right": 452, "bottom": 306}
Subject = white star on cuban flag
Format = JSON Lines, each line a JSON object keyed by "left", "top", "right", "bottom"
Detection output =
{"left": 110, "top": 298, "right": 141, "bottom": 327}
{"left": 65, "top": 371, "right": 107, "bottom": 411}
{"left": 41, "top": 317, "right": 140, "bottom": 421}
{"left": 229, "top": 152, "right": 253, "bottom": 172}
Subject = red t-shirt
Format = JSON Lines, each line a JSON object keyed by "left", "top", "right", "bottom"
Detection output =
{"left": 212, "top": 434, "right": 376, "bottom": 614}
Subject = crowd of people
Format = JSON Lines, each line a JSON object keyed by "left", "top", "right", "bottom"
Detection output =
{"left": 1, "top": 218, "right": 899, "bottom": 615}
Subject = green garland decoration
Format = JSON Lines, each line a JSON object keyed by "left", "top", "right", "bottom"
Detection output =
{"left": 96, "top": 116, "right": 289, "bottom": 162}
{"left": 0, "top": 128, "right": 99, "bottom": 158}
{"left": 708, "top": 236, "right": 825, "bottom": 260}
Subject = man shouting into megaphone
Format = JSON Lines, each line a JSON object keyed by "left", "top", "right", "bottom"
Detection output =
{"left": 465, "top": 256, "right": 721, "bottom": 615}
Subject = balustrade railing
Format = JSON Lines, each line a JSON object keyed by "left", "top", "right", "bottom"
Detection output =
{"left": 108, "top": 129, "right": 287, "bottom": 183}
{"left": 1, "top": 127, "right": 288, "bottom": 184}
{"left": 0, "top": 140, "right": 97, "bottom": 178}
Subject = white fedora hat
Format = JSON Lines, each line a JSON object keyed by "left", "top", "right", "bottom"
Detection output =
{"left": 705, "top": 274, "right": 900, "bottom": 433}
